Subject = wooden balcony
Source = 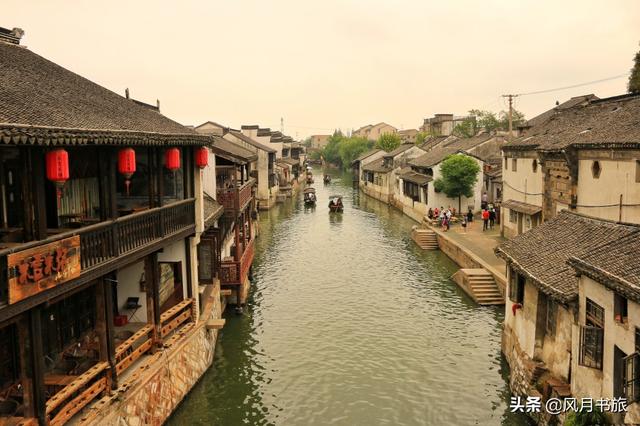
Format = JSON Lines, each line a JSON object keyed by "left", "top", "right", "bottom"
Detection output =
{"left": 216, "top": 178, "right": 255, "bottom": 216}
{"left": 220, "top": 238, "right": 255, "bottom": 286}
{"left": 0, "top": 199, "right": 195, "bottom": 312}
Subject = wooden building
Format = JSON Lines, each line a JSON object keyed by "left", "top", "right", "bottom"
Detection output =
{"left": 0, "top": 29, "right": 215, "bottom": 425}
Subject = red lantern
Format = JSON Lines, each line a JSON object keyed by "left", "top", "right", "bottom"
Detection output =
{"left": 165, "top": 148, "right": 181, "bottom": 172}
{"left": 46, "top": 149, "right": 69, "bottom": 207}
{"left": 195, "top": 147, "right": 208, "bottom": 169}
{"left": 118, "top": 148, "right": 136, "bottom": 195}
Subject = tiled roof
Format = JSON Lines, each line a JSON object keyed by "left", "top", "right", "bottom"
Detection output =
{"left": 495, "top": 211, "right": 639, "bottom": 303}
{"left": 397, "top": 167, "right": 431, "bottom": 186}
{"left": 211, "top": 136, "right": 257, "bottom": 163}
{"left": 522, "top": 94, "right": 599, "bottom": 129}
{"left": 501, "top": 199, "right": 541, "bottom": 216}
{"left": 352, "top": 148, "right": 381, "bottom": 164}
{"left": 362, "top": 158, "right": 392, "bottom": 173}
{"left": 227, "top": 131, "right": 276, "bottom": 153}
{"left": 419, "top": 136, "right": 449, "bottom": 151}
{"left": 506, "top": 93, "right": 640, "bottom": 151}
{"left": 203, "top": 193, "right": 224, "bottom": 227}
{"left": 385, "top": 142, "right": 419, "bottom": 157}
{"left": 410, "top": 135, "right": 491, "bottom": 168}
{"left": 568, "top": 232, "right": 640, "bottom": 303}
{"left": 0, "top": 42, "right": 209, "bottom": 146}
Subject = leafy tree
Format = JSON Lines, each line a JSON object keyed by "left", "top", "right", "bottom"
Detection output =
{"left": 499, "top": 109, "right": 526, "bottom": 130}
{"left": 322, "top": 130, "right": 345, "bottom": 165}
{"left": 308, "top": 150, "right": 322, "bottom": 161}
{"left": 564, "top": 407, "right": 608, "bottom": 426}
{"left": 302, "top": 136, "right": 313, "bottom": 148}
{"left": 469, "top": 109, "right": 500, "bottom": 133}
{"left": 376, "top": 133, "right": 401, "bottom": 152}
{"left": 338, "top": 136, "right": 373, "bottom": 167}
{"left": 415, "top": 131, "right": 431, "bottom": 145}
{"left": 453, "top": 118, "right": 476, "bottom": 138}
{"left": 629, "top": 43, "right": 640, "bottom": 94}
{"left": 433, "top": 154, "right": 481, "bottom": 212}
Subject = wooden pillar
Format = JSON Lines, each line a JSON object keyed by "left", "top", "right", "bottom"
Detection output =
{"left": 145, "top": 254, "right": 161, "bottom": 351}
{"left": 147, "top": 148, "right": 156, "bottom": 209}
{"left": 184, "top": 239, "right": 193, "bottom": 299}
{"left": 98, "top": 147, "right": 117, "bottom": 220}
{"left": 95, "top": 280, "right": 113, "bottom": 393}
{"left": 16, "top": 318, "right": 34, "bottom": 419}
{"left": 103, "top": 275, "right": 118, "bottom": 389}
{"left": 183, "top": 147, "right": 193, "bottom": 199}
{"left": 157, "top": 150, "right": 164, "bottom": 208}
{"left": 29, "top": 306, "right": 47, "bottom": 426}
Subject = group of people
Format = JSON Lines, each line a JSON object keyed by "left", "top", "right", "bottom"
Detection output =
{"left": 481, "top": 206, "right": 498, "bottom": 231}
{"left": 427, "top": 206, "right": 457, "bottom": 231}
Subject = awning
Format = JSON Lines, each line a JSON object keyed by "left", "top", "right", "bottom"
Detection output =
{"left": 397, "top": 168, "right": 432, "bottom": 186}
{"left": 204, "top": 194, "right": 224, "bottom": 227}
{"left": 501, "top": 199, "right": 542, "bottom": 216}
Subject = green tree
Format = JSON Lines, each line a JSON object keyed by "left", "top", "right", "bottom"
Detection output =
{"left": 498, "top": 109, "right": 526, "bottom": 130}
{"left": 302, "top": 136, "right": 313, "bottom": 148}
{"left": 415, "top": 131, "right": 430, "bottom": 145}
{"left": 629, "top": 43, "right": 640, "bottom": 94}
{"left": 564, "top": 407, "right": 608, "bottom": 426}
{"left": 469, "top": 109, "right": 500, "bottom": 133}
{"left": 322, "top": 130, "right": 344, "bottom": 165}
{"left": 338, "top": 136, "right": 373, "bottom": 167}
{"left": 376, "top": 133, "right": 401, "bottom": 152}
{"left": 433, "top": 154, "right": 481, "bottom": 212}
{"left": 453, "top": 118, "right": 476, "bottom": 138}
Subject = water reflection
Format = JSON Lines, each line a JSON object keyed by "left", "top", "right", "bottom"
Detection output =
{"left": 168, "top": 167, "right": 531, "bottom": 426}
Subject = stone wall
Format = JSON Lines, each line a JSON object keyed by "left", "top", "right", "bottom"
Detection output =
{"left": 80, "top": 286, "right": 223, "bottom": 426}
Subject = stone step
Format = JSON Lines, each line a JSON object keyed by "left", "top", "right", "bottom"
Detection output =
{"left": 453, "top": 268, "right": 505, "bottom": 306}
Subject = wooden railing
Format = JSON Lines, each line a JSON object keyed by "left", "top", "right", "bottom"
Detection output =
{"left": 45, "top": 361, "right": 109, "bottom": 426}
{"left": 160, "top": 298, "right": 195, "bottom": 338}
{"left": 0, "top": 199, "right": 195, "bottom": 303}
{"left": 216, "top": 178, "right": 255, "bottom": 215}
{"left": 220, "top": 238, "right": 255, "bottom": 286}
{"left": 114, "top": 325, "right": 154, "bottom": 376}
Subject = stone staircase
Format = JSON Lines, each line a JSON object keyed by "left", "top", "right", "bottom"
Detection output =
{"left": 411, "top": 228, "right": 438, "bottom": 250}
{"left": 451, "top": 268, "right": 504, "bottom": 305}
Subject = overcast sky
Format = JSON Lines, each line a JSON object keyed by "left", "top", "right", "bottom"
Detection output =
{"left": 3, "top": 0, "right": 640, "bottom": 138}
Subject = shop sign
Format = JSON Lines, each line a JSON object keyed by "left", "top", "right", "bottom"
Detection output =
{"left": 7, "top": 235, "right": 81, "bottom": 304}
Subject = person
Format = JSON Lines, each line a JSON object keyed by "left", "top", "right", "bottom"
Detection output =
{"left": 481, "top": 192, "right": 488, "bottom": 210}
{"left": 434, "top": 207, "right": 439, "bottom": 218}
{"left": 427, "top": 208, "right": 434, "bottom": 220}
{"left": 442, "top": 215, "right": 448, "bottom": 231}
{"left": 467, "top": 209, "right": 473, "bottom": 223}
{"left": 482, "top": 208, "right": 490, "bottom": 231}
{"left": 439, "top": 210, "right": 445, "bottom": 227}
{"left": 461, "top": 218, "right": 467, "bottom": 233}
{"left": 489, "top": 207, "right": 496, "bottom": 229}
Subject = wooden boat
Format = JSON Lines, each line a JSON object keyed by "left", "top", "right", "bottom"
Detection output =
{"left": 303, "top": 187, "right": 317, "bottom": 206}
{"left": 323, "top": 175, "right": 331, "bottom": 184}
{"left": 328, "top": 195, "right": 343, "bottom": 212}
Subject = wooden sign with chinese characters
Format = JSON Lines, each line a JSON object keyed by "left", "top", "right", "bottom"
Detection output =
{"left": 7, "top": 235, "right": 81, "bottom": 304}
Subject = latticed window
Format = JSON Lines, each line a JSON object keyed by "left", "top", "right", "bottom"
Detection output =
{"left": 625, "top": 353, "right": 640, "bottom": 402}
{"left": 545, "top": 299, "right": 557, "bottom": 336}
{"left": 580, "top": 298, "right": 604, "bottom": 369}
{"left": 509, "top": 209, "right": 517, "bottom": 223}
{"left": 508, "top": 269, "right": 524, "bottom": 304}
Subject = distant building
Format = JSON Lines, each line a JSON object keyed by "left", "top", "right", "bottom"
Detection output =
{"left": 398, "top": 129, "right": 419, "bottom": 143}
{"left": 420, "top": 114, "right": 470, "bottom": 136}
{"left": 352, "top": 122, "right": 397, "bottom": 140}
{"left": 309, "top": 134, "right": 330, "bottom": 149}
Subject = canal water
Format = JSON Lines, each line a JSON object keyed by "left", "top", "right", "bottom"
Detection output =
{"left": 168, "top": 168, "right": 530, "bottom": 426}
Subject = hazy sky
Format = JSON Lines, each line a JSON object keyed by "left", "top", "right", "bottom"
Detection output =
{"left": 3, "top": 1, "right": 640, "bottom": 138}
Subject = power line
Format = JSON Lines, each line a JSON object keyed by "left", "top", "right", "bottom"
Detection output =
{"left": 516, "top": 73, "right": 630, "bottom": 97}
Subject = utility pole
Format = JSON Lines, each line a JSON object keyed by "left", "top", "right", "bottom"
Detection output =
{"left": 281, "top": 117, "right": 284, "bottom": 134}
{"left": 502, "top": 94, "right": 518, "bottom": 140}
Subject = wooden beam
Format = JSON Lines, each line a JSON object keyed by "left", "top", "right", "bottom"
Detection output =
{"left": 94, "top": 281, "right": 111, "bottom": 394}
{"left": 49, "top": 377, "right": 107, "bottom": 426}
{"left": 115, "top": 325, "right": 153, "bottom": 360}
{"left": 206, "top": 319, "right": 226, "bottom": 330}
{"left": 29, "top": 306, "right": 46, "bottom": 426}
{"left": 159, "top": 299, "right": 192, "bottom": 324}
{"left": 160, "top": 310, "right": 191, "bottom": 338}
{"left": 103, "top": 275, "right": 118, "bottom": 389}
{"left": 184, "top": 239, "right": 193, "bottom": 299}
{"left": 45, "top": 362, "right": 108, "bottom": 415}
{"left": 115, "top": 338, "right": 153, "bottom": 375}
{"left": 30, "top": 149, "right": 47, "bottom": 240}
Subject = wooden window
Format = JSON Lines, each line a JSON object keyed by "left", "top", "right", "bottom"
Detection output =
{"left": 615, "top": 293, "right": 628, "bottom": 324}
{"left": 403, "top": 181, "right": 420, "bottom": 202}
{"left": 636, "top": 160, "right": 640, "bottom": 183}
{"left": 545, "top": 299, "right": 557, "bottom": 336}
{"left": 504, "top": 157, "right": 508, "bottom": 170}
{"left": 592, "top": 161, "right": 601, "bottom": 179}
{"left": 586, "top": 298, "right": 604, "bottom": 328}
{"left": 532, "top": 159, "right": 538, "bottom": 173}
{"left": 625, "top": 353, "right": 640, "bottom": 402}
{"left": 512, "top": 158, "right": 517, "bottom": 172}
{"left": 509, "top": 209, "right": 517, "bottom": 223}
{"left": 508, "top": 269, "right": 524, "bottom": 304}
{"left": 580, "top": 298, "right": 604, "bottom": 369}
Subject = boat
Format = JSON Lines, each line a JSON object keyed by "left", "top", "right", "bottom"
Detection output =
{"left": 303, "top": 187, "right": 317, "bottom": 206}
{"left": 328, "top": 195, "right": 343, "bottom": 212}
{"left": 323, "top": 175, "right": 331, "bottom": 184}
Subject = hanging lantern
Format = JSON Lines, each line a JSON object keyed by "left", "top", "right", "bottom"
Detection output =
{"left": 118, "top": 148, "right": 136, "bottom": 195}
{"left": 165, "top": 148, "right": 181, "bottom": 172}
{"left": 195, "top": 147, "right": 208, "bottom": 169}
{"left": 46, "top": 149, "right": 69, "bottom": 207}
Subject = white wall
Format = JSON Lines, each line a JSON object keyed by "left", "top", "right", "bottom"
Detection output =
{"left": 502, "top": 153, "right": 544, "bottom": 237}
{"left": 202, "top": 148, "right": 217, "bottom": 197}
{"left": 426, "top": 154, "right": 483, "bottom": 213}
